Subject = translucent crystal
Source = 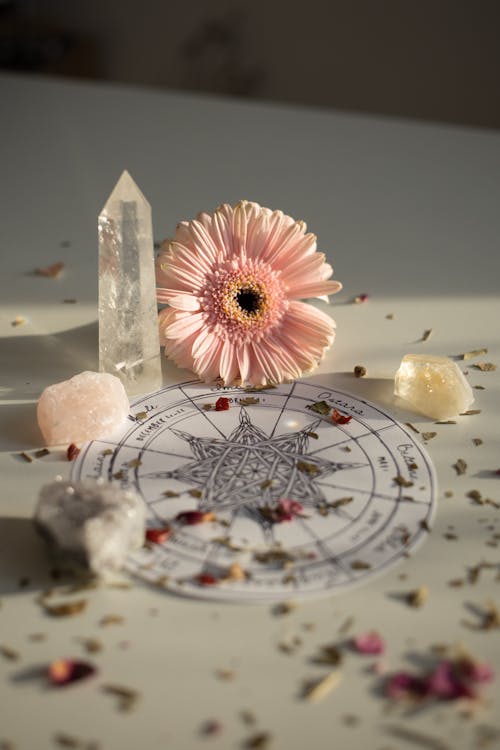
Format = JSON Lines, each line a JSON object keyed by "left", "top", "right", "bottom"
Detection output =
{"left": 37, "top": 371, "right": 129, "bottom": 445}
{"left": 35, "top": 479, "right": 145, "bottom": 575}
{"left": 99, "top": 170, "right": 162, "bottom": 396}
{"left": 394, "top": 354, "right": 474, "bottom": 419}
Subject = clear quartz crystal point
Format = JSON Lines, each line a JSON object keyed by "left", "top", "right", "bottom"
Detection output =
{"left": 98, "top": 170, "right": 162, "bottom": 396}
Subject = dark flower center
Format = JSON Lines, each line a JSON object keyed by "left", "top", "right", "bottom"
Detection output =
{"left": 236, "top": 287, "right": 262, "bottom": 315}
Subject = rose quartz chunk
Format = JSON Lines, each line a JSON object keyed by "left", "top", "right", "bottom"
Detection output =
{"left": 37, "top": 371, "right": 129, "bottom": 445}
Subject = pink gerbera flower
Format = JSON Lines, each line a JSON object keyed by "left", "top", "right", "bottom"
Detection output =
{"left": 156, "top": 201, "right": 342, "bottom": 385}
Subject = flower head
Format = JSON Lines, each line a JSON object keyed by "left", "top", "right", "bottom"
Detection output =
{"left": 156, "top": 201, "right": 342, "bottom": 385}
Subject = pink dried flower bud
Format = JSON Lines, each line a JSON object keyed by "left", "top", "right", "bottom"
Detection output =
{"left": 48, "top": 659, "right": 96, "bottom": 686}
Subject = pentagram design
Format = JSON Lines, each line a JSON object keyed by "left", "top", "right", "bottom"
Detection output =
{"left": 140, "top": 409, "right": 365, "bottom": 537}
{"left": 71, "top": 379, "right": 437, "bottom": 602}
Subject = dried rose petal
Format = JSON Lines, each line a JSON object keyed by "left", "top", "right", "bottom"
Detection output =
{"left": 425, "top": 660, "right": 470, "bottom": 700}
{"left": 145, "top": 527, "right": 171, "bottom": 544}
{"left": 48, "top": 658, "right": 96, "bottom": 686}
{"left": 460, "top": 658, "right": 495, "bottom": 684}
{"left": 36, "top": 261, "right": 65, "bottom": 278}
{"left": 196, "top": 573, "right": 218, "bottom": 586}
{"left": 352, "top": 631, "right": 385, "bottom": 655}
{"left": 215, "top": 397, "right": 230, "bottom": 411}
{"left": 176, "top": 510, "right": 215, "bottom": 525}
{"left": 386, "top": 671, "right": 427, "bottom": 700}
{"left": 353, "top": 293, "right": 369, "bottom": 304}
{"left": 66, "top": 443, "right": 80, "bottom": 461}
{"left": 332, "top": 409, "right": 353, "bottom": 425}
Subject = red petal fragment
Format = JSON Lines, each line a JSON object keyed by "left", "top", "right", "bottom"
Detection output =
{"left": 66, "top": 443, "right": 80, "bottom": 461}
{"left": 48, "top": 659, "right": 96, "bottom": 686}
{"left": 460, "top": 659, "right": 495, "bottom": 684}
{"left": 331, "top": 409, "right": 352, "bottom": 425}
{"left": 197, "top": 574, "right": 218, "bottom": 586}
{"left": 386, "top": 671, "right": 427, "bottom": 700}
{"left": 426, "top": 660, "right": 472, "bottom": 700}
{"left": 145, "top": 527, "right": 171, "bottom": 544}
{"left": 215, "top": 397, "right": 230, "bottom": 411}
{"left": 176, "top": 510, "right": 215, "bottom": 525}
{"left": 352, "top": 631, "right": 386, "bottom": 655}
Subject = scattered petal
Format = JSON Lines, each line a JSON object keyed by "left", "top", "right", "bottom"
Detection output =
{"left": 145, "top": 527, "right": 171, "bottom": 544}
{"left": 35, "top": 261, "right": 64, "bottom": 278}
{"left": 352, "top": 631, "right": 385, "bottom": 655}
{"left": 66, "top": 443, "right": 80, "bottom": 461}
{"left": 331, "top": 409, "right": 352, "bottom": 425}
{"left": 175, "top": 510, "right": 215, "bottom": 525}
{"left": 48, "top": 659, "right": 96, "bottom": 686}
{"left": 215, "top": 397, "right": 230, "bottom": 411}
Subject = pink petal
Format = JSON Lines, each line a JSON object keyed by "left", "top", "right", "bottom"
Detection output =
{"left": 352, "top": 631, "right": 386, "bottom": 655}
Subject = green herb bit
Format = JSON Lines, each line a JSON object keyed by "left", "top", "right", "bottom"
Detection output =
{"left": 188, "top": 488, "right": 202, "bottom": 498}
{"left": 134, "top": 411, "right": 148, "bottom": 421}
{"left": 306, "top": 400, "right": 331, "bottom": 415}
{"left": 306, "top": 431, "right": 318, "bottom": 439}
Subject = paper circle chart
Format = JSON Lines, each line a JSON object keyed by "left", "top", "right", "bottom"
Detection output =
{"left": 71, "top": 379, "right": 437, "bottom": 602}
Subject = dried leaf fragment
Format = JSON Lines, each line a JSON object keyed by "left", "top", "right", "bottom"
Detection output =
{"left": 34, "top": 448, "right": 50, "bottom": 458}
{"left": 422, "top": 432, "right": 437, "bottom": 441}
{"left": 297, "top": 460, "right": 320, "bottom": 476}
{"left": 243, "top": 731, "right": 273, "bottom": 749}
{"left": 472, "top": 438, "right": 483, "bottom": 446}
{"left": 35, "top": 261, "right": 64, "bottom": 278}
{"left": 407, "top": 586, "right": 429, "bottom": 608}
{"left": 18, "top": 451, "right": 33, "bottom": 463}
{"left": 473, "top": 362, "right": 496, "bottom": 372}
{"left": 239, "top": 396, "right": 260, "bottom": 406}
{"left": 42, "top": 599, "right": 87, "bottom": 618}
{"left": 354, "top": 365, "right": 367, "bottom": 378}
{"left": 306, "top": 400, "right": 331, "bottom": 416}
{"left": 302, "top": 670, "right": 342, "bottom": 702}
{"left": 405, "top": 422, "right": 420, "bottom": 434}
{"left": 462, "top": 348, "right": 488, "bottom": 360}
{"left": 0, "top": 645, "right": 20, "bottom": 661}
{"left": 350, "top": 560, "right": 371, "bottom": 570}
{"left": 453, "top": 458, "right": 467, "bottom": 476}
{"left": 460, "top": 409, "right": 481, "bottom": 416}
{"left": 99, "top": 614, "right": 124, "bottom": 627}
{"left": 419, "top": 328, "right": 433, "bottom": 342}
{"left": 102, "top": 683, "right": 140, "bottom": 712}
{"left": 394, "top": 475, "right": 414, "bottom": 488}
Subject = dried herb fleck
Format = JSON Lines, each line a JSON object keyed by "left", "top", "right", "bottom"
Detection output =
{"left": 461, "top": 348, "right": 488, "bottom": 360}
{"left": 472, "top": 362, "right": 496, "bottom": 372}
{"left": 419, "top": 329, "right": 433, "bottom": 342}
{"left": 239, "top": 396, "right": 260, "bottom": 406}
{"left": 407, "top": 586, "right": 429, "bottom": 608}
{"left": 350, "top": 560, "right": 371, "bottom": 570}
{"left": 18, "top": 451, "right": 33, "bottom": 463}
{"left": 422, "top": 432, "right": 437, "bottom": 441}
{"left": 41, "top": 599, "right": 87, "bottom": 618}
{"left": 297, "top": 460, "right": 320, "bottom": 476}
{"left": 243, "top": 731, "right": 273, "bottom": 749}
{"left": 99, "top": 614, "right": 124, "bottom": 627}
{"left": 33, "top": 448, "right": 50, "bottom": 458}
{"left": 306, "top": 400, "right": 331, "bottom": 416}
{"left": 393, "top": 475, "right": 414, "bottom": 488}
{"left": 134, "top": 411, "right": 148, "bottom": 421}
{"left": 460, "top": 409, "right": 481, "bottom": 416}
{"left": 35, "top": 261, "right": 64, "bottom": 278}
{"left": 453, "top": 458, "right": 467, "bottom": 476}
{"left": 354, "top": 365, "right": 367, "bottom": 378}
{"left": 472, "top": 438, "right": 483, "bottom": 446}
{"left": 302, "top": 670, "right": 342, "bottom": 702}
{"left": 102, "top": 683, "right": 140, "bottom": 712}
{"left": 0, "top": 645, "right": 20, "bottom": 661}
{"left": 405, "top": 422, "right": 420, "bottom": 433}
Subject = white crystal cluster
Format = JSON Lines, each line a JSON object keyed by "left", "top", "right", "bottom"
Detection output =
{"left": 98, "top": 170, "right": 162, "bottom": 396}
{"left": 394, "top": 354, "right": 474, "bottom": 419}
{"left": 34, "top": 478, "right": 145, "bottom": 575}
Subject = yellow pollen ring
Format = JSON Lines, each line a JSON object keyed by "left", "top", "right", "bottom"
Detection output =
{"left": 220, "top": 278, "right": 269, "bottom": 328}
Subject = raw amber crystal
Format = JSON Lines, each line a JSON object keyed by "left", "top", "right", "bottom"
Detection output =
{"left": 394, "top": 354, "right": 474, "bottom": 419}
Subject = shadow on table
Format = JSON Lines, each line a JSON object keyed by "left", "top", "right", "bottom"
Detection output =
{"left": 0, "top": 321, "right": 98, "bottom": 402}
{"left": 0, "top": 516, "right": 67, "bottom": 595}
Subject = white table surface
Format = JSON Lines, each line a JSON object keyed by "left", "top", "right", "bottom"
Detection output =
{"left": 1, "top": 72, "right": 500, "bottom": 750}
